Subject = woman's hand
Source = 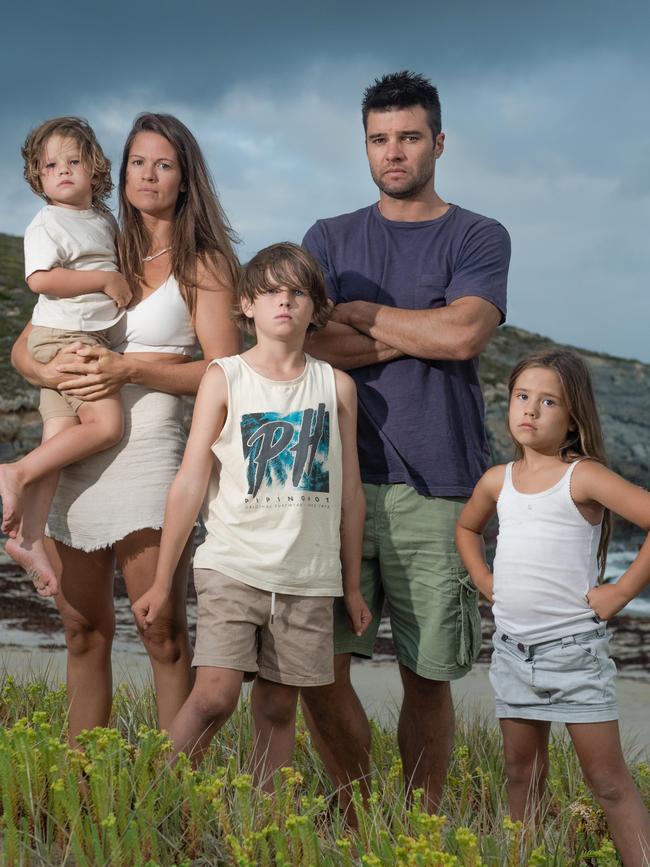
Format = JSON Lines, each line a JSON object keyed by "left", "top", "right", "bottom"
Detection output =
{"left": 56, "top": 346, "right": 133, "bottom": 401}
{"left": 30, "top": 346, "right": 91, "bottom": 391}
{"left": 11, "top": 323, "right": 90, "bottom": 390}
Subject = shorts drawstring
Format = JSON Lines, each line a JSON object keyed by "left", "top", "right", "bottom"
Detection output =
{"left": 270, "top": 591, "right": 276, "bottom": 625}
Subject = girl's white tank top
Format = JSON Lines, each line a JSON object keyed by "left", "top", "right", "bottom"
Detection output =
{"left": 193, "top": 354, "right": 343, "bottom": 596}
{"left": 492, "top": 460, "right": 602, "bottom": 643}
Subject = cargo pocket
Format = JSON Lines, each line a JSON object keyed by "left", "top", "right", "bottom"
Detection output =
{"left": 453, "top": 566, "right": 481, "bottom": 667}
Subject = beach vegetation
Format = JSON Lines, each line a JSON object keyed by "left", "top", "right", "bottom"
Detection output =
{"left": 1, "top": 674, "right": 647, "bottom": 865}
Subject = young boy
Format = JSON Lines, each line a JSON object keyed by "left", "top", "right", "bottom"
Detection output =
{"left": 132, "top": 242, "right": 370, "bottom": 789}
{"left": 0, "top": 117, "right": 131, "bottom": 593}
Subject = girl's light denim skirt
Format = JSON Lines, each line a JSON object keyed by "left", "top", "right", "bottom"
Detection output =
{"left": 489, "top": 627, "right": 618, "bottom": 723}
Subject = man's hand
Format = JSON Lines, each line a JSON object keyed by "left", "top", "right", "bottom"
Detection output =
{"left": 103, "top": 272, "right": 133, "bottom": 309}
{"left": 586, "top": 583, "right": 629, "bottom": 621}
{"left": 132, "top": 585, "right": 169, "bottom": 631}
{"left": 329, "top": 301, "right": 371, "bottom": 329}
{"left": 344, "top": 589, "right": 373, "bottom": 637}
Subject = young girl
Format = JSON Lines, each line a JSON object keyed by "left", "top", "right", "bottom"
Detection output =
{"left": 455, "top": 350, "right": 650, "bottom": 866}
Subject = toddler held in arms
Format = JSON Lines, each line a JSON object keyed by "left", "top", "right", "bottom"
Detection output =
{"left": 0, "top": 117, "right": 131, "bottom": 594}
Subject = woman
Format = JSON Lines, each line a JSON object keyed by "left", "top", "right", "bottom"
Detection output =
{"left": 11, "top": 113, "right": 240, "bottom": 742}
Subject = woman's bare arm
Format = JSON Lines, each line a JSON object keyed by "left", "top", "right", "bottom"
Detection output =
{"left": 40, "top": 257, "right": 241, "bottom": 400}
{"left": 11, "top": 322, "right": 83, "bottom": 390}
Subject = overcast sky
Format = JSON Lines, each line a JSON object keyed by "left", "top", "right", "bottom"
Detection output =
{"left": 3, "top": 0, "right": 649, "bottom": 360}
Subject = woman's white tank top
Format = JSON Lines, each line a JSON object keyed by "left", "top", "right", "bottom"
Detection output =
{"left": 115, "top": 275, "right": 195, "bottom": 354}
{"left": 492, "top": 460, "right": 602, "bottom": 643}
{"left": 193, "top": 354, "right": 344, "bottom": 596}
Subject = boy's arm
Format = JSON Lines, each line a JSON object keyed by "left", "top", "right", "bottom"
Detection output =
{"left": 455, "top": 466, "right": 503, "bottom": 602}
{"left": 335, "top": 369, "right": 371, "bottom": 636}
{"left": 132, "top": 364, "right": 228, "bottom": 628}
{"left": 572, "top": 462, "right": 650, "bottom": 619}
{"left": 27, "top": 269, "right": 132, "bottom": 308}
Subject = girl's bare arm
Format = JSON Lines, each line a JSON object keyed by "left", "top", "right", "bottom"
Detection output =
{"left": 455, "top": 465, "right": 504, "bottom": 601}
{"left": 574, "top": 462, "right": 650, "bottom": 619}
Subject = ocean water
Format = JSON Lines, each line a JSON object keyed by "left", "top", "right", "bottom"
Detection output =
{"left": 604, "top": 548, "right": 650, "bottom": 617}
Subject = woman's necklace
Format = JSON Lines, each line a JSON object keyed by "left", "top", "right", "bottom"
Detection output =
{"left": 142, "top": 246, "right": 172, "bottom": 262}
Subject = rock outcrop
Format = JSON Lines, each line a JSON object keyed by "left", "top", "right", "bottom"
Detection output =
{"left": 1, "top": 231, "right": 648, "bottom": 486}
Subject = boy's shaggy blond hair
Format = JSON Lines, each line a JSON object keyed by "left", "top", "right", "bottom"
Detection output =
{"left": 234, "top": 242, "right": 331, "bottom": 335}
{"left": 21, "top": 116, "right": 112, "bottom": 211}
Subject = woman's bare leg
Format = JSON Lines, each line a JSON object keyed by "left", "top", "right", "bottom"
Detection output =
{"left": 568, "top": 721, "right": 650, "bottom": 867}
{"left": 117, "top": 527, "right": 193, "bottom": 728}
{"left": 51, "top": 538, "right": 116, "bottom": 746}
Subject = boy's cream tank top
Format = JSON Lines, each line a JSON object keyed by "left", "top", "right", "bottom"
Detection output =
{"left": 193, "top": 354, "right": 344, "bottom": 596}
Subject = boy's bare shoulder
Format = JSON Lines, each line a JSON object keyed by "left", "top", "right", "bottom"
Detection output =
{"left": 333, "top": 368, "right": 357, "bottom": 413}
{"left": 200, "top": 360, "right": 229, "bottom": 393}
{"left": 203, "top": 359, "right": 227, "bottom": 378}
{"left": 333, "top": 367, "right": 356, "bottom": 397}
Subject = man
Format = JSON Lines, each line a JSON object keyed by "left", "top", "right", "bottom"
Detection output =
{"left": 302, "top": 70, "right": 510, "bottom": 812}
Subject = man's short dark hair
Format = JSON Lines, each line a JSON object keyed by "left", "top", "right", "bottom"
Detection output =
{"left": 362, "top": 71, "right": 441, "bottom": 140}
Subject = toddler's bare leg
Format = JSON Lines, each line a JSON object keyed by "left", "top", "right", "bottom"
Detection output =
{"left": 0, "top": 397, "right": 123, "bottom": 533}
{"left": 4, "top": 416, "right": 77, "bottom": 593}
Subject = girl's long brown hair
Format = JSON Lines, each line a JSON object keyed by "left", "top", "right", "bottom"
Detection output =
{"left": 118, "top": 113, "right": 240, "bottom": 319}
{"left": 507, "top": 350, "right": 611, "bottom": 577}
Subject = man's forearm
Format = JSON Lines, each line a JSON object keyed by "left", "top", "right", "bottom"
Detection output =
{"left": 306, "top": 320, "right": 403, "bottom": 370}
{"left": 335, "top": 298, "right": 499, "bottom": 362}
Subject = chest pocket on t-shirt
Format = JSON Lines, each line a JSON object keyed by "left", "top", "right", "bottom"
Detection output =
{"left": 412, "top": 274, "right": 448, "bottom": 309}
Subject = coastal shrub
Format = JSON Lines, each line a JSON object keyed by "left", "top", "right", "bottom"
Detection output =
{"left": 0, "top": 674, "right": 645, "bottom": 865}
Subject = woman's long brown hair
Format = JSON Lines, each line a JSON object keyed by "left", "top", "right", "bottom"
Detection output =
{"left": 507, "top": 350, "right": 612, "bottom": 578}
{"left": 118, "top": 113, "right": 240, "bottom": 319}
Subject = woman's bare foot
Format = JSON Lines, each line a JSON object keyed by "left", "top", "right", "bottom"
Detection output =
{"left": 0, "top": 463, "right": 26, "bottom": 534}
{"left": 5, "top": 536, "right": 59, "bottom": 597}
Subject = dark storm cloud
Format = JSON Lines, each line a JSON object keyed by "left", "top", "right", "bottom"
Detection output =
{"left": 4, "top": 0, "right": 648, "bottom": 120}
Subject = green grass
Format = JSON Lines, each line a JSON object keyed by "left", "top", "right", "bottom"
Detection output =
{"left": 1, "top": 673, "right": 647, "bottom": 865}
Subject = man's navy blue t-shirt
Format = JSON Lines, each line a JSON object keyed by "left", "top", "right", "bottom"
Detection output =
{"left": 303, "top": 203, "right": 510, "bottom": 498}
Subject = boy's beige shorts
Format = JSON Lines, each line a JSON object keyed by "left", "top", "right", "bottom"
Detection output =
{"left": 193, "top": 568, "right": 335, "bottom": 686}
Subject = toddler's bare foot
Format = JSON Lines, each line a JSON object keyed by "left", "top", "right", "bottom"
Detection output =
{"left": 5, "top": 536, "right": 59, "bottom": 597}
{"left": 0, "top": 463, "right": 26, "bottom": 534}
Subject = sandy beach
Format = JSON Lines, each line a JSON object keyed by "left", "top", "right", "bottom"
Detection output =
{"left": 2, "top": 646, "right": 649, "bottom": 756}
{"left": 2, "top": 545, "right": 649, "bottom": 754}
